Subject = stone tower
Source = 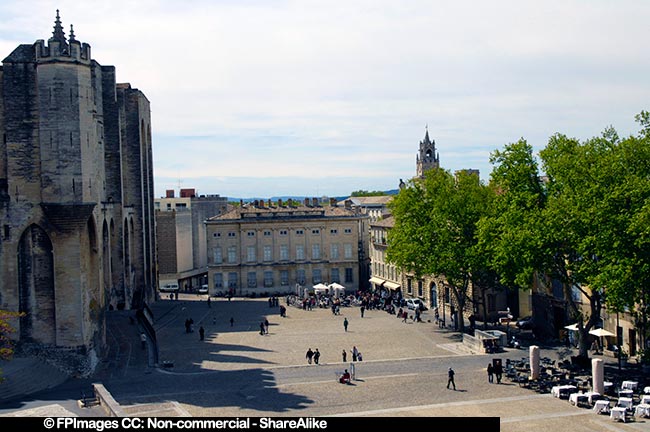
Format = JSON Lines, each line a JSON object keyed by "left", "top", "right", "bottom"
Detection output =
{"left": 416, "top": 126, "right": 440, "bottom": 178}
{"left": 0, "top": 11, "right": 157, "bottom": 375}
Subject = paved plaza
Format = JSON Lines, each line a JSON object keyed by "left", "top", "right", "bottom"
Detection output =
{"left": 2, "top": 295, "right": 648, "bottom": 431}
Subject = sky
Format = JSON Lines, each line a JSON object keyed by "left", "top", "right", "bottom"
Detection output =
{"left": 2, "top": 1, "right": 650, "bottom": 199}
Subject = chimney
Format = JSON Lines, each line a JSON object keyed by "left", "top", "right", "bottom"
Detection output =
{"left": 254, "top": 200, "right": 259, "bottom": 207}
{"left": 166, "top": 189, "right": 175, "bottom": 198}
{"left": 268, "top": 199, "right": 272, "bottom": 208}
{"left": 344, "top": 199, "right": 352, "bottom": 209}
{"left": 304, "top": 198, "right": 310, "bottom": 207}
{"left": 259, "top": 199, "right": 264, "bottom": 208}
{"left": 330, "top": 198, "right": 337, "bottom": 207}
{"left": 312, "top": 197, "right": 318, "bottom": 207}
{"left": 240, "top": 199, "right": 244, "bottom": 207}
{"left": 278, "top": 198, "right": 283, "bottom": 207}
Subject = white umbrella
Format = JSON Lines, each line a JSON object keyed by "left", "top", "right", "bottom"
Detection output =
{"left": 589, "top": 328, "right": 615, "bottom": 337}
{"left": 328, "top": 282, "right": 345, "bottom": 290}
{"left": 313, "top": 283, "right": 328, "bottom": 290}
{"left": 564, "top": 323, "right": 579, "bottom": 331}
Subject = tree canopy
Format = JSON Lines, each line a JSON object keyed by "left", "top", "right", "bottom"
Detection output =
{"left": 387, "top": 169, "right": 492, "bottom": 332}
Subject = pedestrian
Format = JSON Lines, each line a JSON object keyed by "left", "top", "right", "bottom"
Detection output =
{"left": 199, "top": 326, "right": 205, "bottom": 341}
{"left": 140, "top": 332, "right": 147, "bottom": 349}
{"left": 487, "top": 363, "right": 494, "bottom": 383}
{"left": 306, "top": 348, "right": 314, "bottom": 364}
{"left": 402, "top": 311, "right": 408, "bottom": 323}
{"left": 494, "top": 361, "right": 503, "bottom": 384}
{"left": 343, "top": 317, "right": 349, "bottom": 332}
{"left": 447, "top": 367, "right": 456, "bottom": 390}
{"left": 230, "top": 317, "right": 234, "bottom": 327}
{"left": 184, "top": 319, "right": 190, "bottom": 333}
{"left": 260, "top": 322, "right": 265, "bottom": 335}
{"left": 207, "top": 296, "right": 211, "bottom": 308}
{"left": 314, "top": 348, "right": 321, "bottom": 365}
{"left": 360, "top": 305, "right": 365, "bottom": 318}
{"left": 352, "top": 346, "right": 358, "bottom": 362}
{"left": 189, "top": 317, "right": 194, "bottom": 333}
{"left": 342, "top": 350, "right": 347, "bottom": 362}
{"left": 264, "top": 318, "right": 269, "bottom": 334}
{"left": 357, "top": 351, "right": 363, "bottom": 362}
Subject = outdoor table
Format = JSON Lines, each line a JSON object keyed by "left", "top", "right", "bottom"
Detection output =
{"left": 635, "top": 404, "right": 650, "bottom": 418}
{"left": 618, "top": 389, "right": 634, "bottom": 398}
{"left": 593, "top": 400, "right": 610, "bottom": 414}
{"left": 641, "top": 394, "right": 650, "bottom": 405}
{"left": 617, "top": 397, "right": 634, "bottom": 411}
{"left": 621, "top": 380, "right": 638, "bottom": 391}
{"left": 569, "top": 392, "right": 588, "bottom": 407}
{"left": 586, "top": 391, "right": 602, "bottom": 405}
{"left": 610, "top": 407, "right": 627, "bottom": 422}
{"left": 551, "top": 385, "right": 577, "bottom": 398}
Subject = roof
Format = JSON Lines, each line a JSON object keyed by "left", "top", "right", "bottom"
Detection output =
{"left": 206, "top": 204, "right": 365, "bottom": 223}
{"left": 370, "top": 215, "right": 395, "bottom": 228}
{"left": 337, "top": 196, "right": 393, "bottom": 207}
{"left": 3, "top": 44, "right": 35, "bottom": 63}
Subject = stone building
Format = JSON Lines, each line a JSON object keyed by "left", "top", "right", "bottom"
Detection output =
{"left": 206, "top": 198, "right": 369, "bottom": 296}
{"left": 155, "top": 188, "right": 229, "bottom": 291}
{"left": 0, "top": 11, "right": 156, "bottom": 374}
{"left": 416, "top": 126, "right": 439, "bottom": 178}
{"left": 336, "top": 195, "right": 393, "bottom": 222}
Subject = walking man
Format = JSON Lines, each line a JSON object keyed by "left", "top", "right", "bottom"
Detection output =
{"left": 264, "top": 318, "right": 270, "bottom": 334}
{"left": 487, "top": 363, "right": 494, "bottom": 383}
{"left": 352, "top": 346, "right": 359, "bottom": 362}
{"left": 343, "top": 317, "right": 349, "bottom": 332}
{"left": 314, "top": 348, "right": 321, "bottom": 365}
{"left": 360, "top": 306, "right": 365, "bottom": 318}
{"left": 447, "top": 367, "right": 456, "bottom": 390}
{"left": 199, "top": 326, "right": 205, "bottom": 341}
{"left": 342, "top": 350, "right": 347, "bottom": 362}
{"left": 306, "top": 348, "right": 314, "bottom": 364}
{"left": 207, "top": 297, "right": 211, "bottom": 308}
{"left": 230, "top": 317, "right": 234, "bottom": 327}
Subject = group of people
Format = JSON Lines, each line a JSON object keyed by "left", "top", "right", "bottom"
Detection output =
{"left": 305, "top": 346, "right": 364, "bottom": 365}
{"left": 259, "top": 319, "right": 270, "bottom": 335}
{"left": 305, "top": 348, "right": 321, "bottom": 364}
{"left": 486, "top": 361, "right": 503, "bottom": 384}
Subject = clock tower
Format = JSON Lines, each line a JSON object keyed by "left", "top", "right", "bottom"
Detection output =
{"left": 416, "top": 126, "right": 440, "bottom": 178}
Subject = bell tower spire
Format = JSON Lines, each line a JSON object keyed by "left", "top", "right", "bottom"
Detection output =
{"left": 416, "top": 125, "right": 440, "bottom": 178}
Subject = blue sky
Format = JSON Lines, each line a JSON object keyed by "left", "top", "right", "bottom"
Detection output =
{"left": 2, "top": 1, "right": 650, "bottom": 198}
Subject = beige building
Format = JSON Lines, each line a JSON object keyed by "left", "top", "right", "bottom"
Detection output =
{"left": 337, "top": 196, "right": 393, "bottom": 222}
{"left": 206, "top": 198, "right": 369, "bottom": 296}
{"left": 155, "top": 188, "right": 229, "bottom": 291}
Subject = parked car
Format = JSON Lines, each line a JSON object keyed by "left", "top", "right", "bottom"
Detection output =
{"left": 198, "top": 284, "right": 209, "bottom": 294}
{"left": 406, "top": 298, "right": 428, "bottom": 311}
{"left": 516, "top": 316, "right": 535, "bottom": 330}
{"left": 159, "top": 282, "right": 179, "bottom": 293}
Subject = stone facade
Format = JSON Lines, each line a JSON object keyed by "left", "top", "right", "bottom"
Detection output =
{"left": 206, "top": 199, "right": 369, "bottom": 296}
{"left": 0, "top": 11, "right": 156, "bottom": 375}
{"left": 155, "top": 190, "right": 229, "bottom": 291}
{"left": 416, "top": 127, "right": 439, "bottom": 178}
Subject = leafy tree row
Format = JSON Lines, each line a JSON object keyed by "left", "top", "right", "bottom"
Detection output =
{"left": 387, "top": 112, "right": 650, "bottom": 357}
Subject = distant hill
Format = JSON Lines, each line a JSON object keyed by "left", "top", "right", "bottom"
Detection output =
{"left": 229, "top": 190, "right": 398, "bottom": 203}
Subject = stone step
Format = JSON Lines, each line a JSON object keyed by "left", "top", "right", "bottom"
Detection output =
{"left": 0, "top": 357, "right": 69, "bottom": 402}
{"left": 121, "top": 402, "right": 188, "bottom": 417}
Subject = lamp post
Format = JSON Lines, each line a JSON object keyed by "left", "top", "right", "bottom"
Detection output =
{"left": 617, "top": 311, "right": 621, "bottom": 371}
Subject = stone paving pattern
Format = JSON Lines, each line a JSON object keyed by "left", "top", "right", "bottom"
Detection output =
{"left": 2, "top": 294, "right": 648, "bottom": 431}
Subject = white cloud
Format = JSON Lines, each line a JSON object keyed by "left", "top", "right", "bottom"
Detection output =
{"left": 2, "top": 1, "right": 650, "bottom": 197}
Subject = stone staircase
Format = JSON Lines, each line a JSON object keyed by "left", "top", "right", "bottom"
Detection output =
{"left": 0, "top": 357, "right": 69, "bottom": 402}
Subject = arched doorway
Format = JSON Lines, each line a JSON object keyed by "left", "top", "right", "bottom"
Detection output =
{"left": 429, "top": 282, "right": 438, "bottom": 309}
{"left": 18, "top": 224, "right": 56, "bottom": 344}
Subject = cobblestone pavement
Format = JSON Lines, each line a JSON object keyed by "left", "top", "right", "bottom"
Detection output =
{"left": 3, "top": 295, "right": 648, "bottom": 431}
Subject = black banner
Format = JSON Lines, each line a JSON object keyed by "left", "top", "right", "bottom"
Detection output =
{"left": 0, "top": 417, "right": 500, "bottom": 432}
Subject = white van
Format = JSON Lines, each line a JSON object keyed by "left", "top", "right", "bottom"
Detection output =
{"left": 160, "top": 282, "right": 179, "bottom": 293}
{"left": 198, "top": 284, "right": 209, "bottom": 294}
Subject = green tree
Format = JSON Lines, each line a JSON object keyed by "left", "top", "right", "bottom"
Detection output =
{"left": 350, "top": 190, "right": 387, "bottom": 197}
{"left": 481, "top": 116, "right": 650, "bottom": 357}
{"left": 387, "top": 169, "right": 492, "bottom": 333}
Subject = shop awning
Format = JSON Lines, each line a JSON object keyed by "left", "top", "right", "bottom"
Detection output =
{"left": 383, "top": 281, "right": 401, "bottom": 290}
{"left": 369, "top": 277, "right": 386, "bottom": 285}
